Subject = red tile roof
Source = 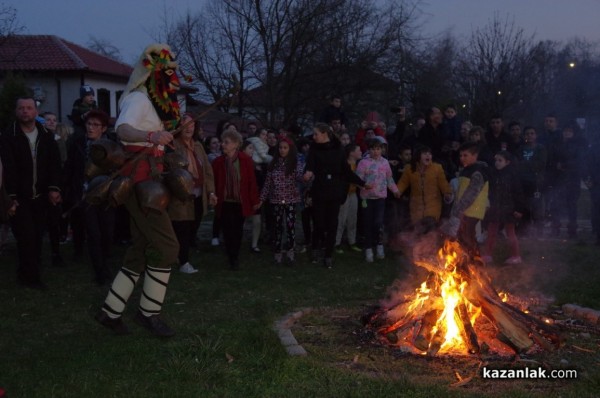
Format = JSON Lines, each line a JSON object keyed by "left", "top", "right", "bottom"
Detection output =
{"left": 0, "top": 35, "right": 132, "bottom": 78}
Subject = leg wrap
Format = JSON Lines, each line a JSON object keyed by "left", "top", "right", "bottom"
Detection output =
{"left": 102, "top": 267, "right": 140, "bottom": 318}
{"left": 139, "top": 265, "right": 171, "bottom": 317}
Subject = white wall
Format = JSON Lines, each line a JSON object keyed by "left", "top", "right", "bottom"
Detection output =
{"left": 24, "top": 76, "right": 126, "bottom": 124}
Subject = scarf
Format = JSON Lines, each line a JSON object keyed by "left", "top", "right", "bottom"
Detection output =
{"left": 224, "top": 152, "right": 241, "bottom": 202}
{"left": 183, "top": 140, "right": 203, "bottom": 188}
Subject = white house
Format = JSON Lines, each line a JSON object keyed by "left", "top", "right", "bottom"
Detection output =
{"left": 0, "top": 35, "right": 133, "bottom": 123}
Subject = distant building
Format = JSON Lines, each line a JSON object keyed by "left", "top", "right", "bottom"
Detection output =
{"left": 0, "top": 35, "right": 197, "bottom": 125}
{"left": 0, "top": 35, "right": 132, "bottom": 123}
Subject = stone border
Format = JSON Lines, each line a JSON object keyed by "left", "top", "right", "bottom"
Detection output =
{"left": 273, "top": 308, "right": 312, "bottom": 356}
{"left": 562, "top": 304, "right": 600, "bottom": 325}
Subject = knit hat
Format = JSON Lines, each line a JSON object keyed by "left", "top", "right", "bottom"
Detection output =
{"left": 80, "top": 85, "right": 95, "bottom": 98}
{"left": 373, "top": 136, "right": 387, "bottom": 144}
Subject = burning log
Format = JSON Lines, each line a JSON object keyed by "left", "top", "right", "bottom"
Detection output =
{"left": 457, "top": 303, "right": 480, "bottom": 354}
{"left": 364, "top": 238, "right": 562, "bottom": 356}
{"left": 414, "top": 310, "right": 442, "bottom": 351}
{"left": 479, "top": 299, "right": 533, "bottom": 351}
{"left": 427, "top": 324, "right": 446, "bottom": 356}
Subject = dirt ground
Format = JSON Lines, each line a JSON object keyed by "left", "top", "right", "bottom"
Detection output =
{"left": 292, "top": 306, "right": 600, "bottom": 397}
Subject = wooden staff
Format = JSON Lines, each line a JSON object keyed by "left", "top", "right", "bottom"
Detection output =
{"left": 170, "top": 76, "right": 241, "bottom": 137}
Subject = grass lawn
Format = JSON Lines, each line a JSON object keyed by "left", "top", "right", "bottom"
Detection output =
{"left": 1, "top": 214, "right": 599, "bottom": 398}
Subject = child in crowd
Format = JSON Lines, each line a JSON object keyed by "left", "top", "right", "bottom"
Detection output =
{"left": 468, "top": 126, "right": 494, "bottom": 167}
{"left": 335, "top": 144, "right": 362, "bottom": 254}
{"left": 396, "top": 145, "right": 453, "bottom": 226}
{"left": 516, "top": 126, "right": 547, "bottom": 238}
{"left": 241, "top": 140, "right": 264, "bottom": 253}
{"left": 442, "top": 104, "right": 462, "bottom": 146}
{"left": 296, "top": 138, "right": 312, "bottom": 253}
{"left": 549, "top": 125, "right": 588, "bottom": 238}
{"left": 481, "top": 151, "right": 525, "bottom": 264}
{"left": 205, "top": 136, "right": 222, "bottom": 246}
{"left": 441, "top": 142, "right": 489, "bottom": 255}
{"left": 385, "top": 144, "right": 412, "bottom": 243}
{"left": 339, "top": 132, "right": 351, "bottom": 147}
{"left": 356, "top": 139, "right": 400, "bottom": 262}
{"left": 258, "top": 137, "right": 303, "bottom": 264}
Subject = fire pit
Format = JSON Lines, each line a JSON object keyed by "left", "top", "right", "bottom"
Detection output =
{"left": 363, "top": 239, "right": 563, "bottom": 356}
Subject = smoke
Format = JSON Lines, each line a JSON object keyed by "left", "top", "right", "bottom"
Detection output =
{"left": 384, "top": 225, "right": 564, "bottom": 311}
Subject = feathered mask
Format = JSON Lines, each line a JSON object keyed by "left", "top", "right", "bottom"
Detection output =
{"left": 121, "top": 44, "right": 181, "bottom": 130}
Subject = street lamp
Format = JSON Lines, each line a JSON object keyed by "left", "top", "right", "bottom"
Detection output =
{"left": 569, "top": 62, "right": 576, "bottom": 68}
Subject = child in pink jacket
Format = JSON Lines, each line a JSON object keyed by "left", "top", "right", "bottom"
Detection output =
{"left": 356, "top": 138, "right": 400, "bottom": 262}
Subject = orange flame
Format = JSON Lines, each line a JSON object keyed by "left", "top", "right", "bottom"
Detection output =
{"left": 405, "top": 240, "right": 483, "bottom": 354}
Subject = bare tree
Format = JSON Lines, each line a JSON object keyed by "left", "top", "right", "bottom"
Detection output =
{"left": 400, "top": 34, "right": 460, "bottom": 116}
{"left": 455, "top": 13, "right": 546, "bottom": 124}
{"left": 164, "top": 0, "right": 422, "bottom": 129}
{"left": 87, "top": 36, "right": 123, "bottom": 62}
{"left": 0, "top": 2, "right": 23, "bottom": 47}
{"left": 550, "top": 38, "right": 600, "bottom": 130}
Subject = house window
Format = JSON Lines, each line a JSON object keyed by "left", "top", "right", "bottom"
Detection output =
{"left": 116, "top": 90, "right": 124, "bottom": 116}
{"left": 97, "top": 88, "right": 111, "bottom": 115}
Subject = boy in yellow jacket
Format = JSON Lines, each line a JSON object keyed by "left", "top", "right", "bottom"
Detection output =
{"left": 441, "top": 142, "right": 489, "bottom": 254}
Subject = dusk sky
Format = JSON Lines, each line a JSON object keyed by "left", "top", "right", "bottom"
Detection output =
{"left": 12, "top": 0, "right": 600, "bottom": 64}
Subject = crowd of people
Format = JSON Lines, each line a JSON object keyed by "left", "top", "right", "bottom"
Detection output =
{"left": 0, "top": 44, "right": 597, "bottom": 338}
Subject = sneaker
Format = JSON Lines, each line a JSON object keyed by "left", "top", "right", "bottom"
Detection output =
{"left": 481, "top": 255, "right": 493, "bottom": 263}
{"left": 335, "top": 245, "right": 344, "bottom": 254}
{"left": 297, "top": 245, "right": 307, "bottom": 254}
{"left": 179, "top": 262, "right": 198, "bottom": 274}
{"left": 324, "top": 257, "right": 333, "bottom": 269}
{"left": 286, "top": 249, "right": 295, "bottom": 264}
{"left": 211, "top": 237, "right": 220, "bottom": 246}
{"left": 349, "top": 244, "right": 362, "bottom": 252}
{"left": 134, "top": 311, "right": 175, "bottom": 337}
{"left": 365, "top": 248, "right": 374, "bottom": 263}
{"left": 274, "top": 252, "right": 283, "bottom": 265}
{"left": 376, "top": 244, "right": 385, "bottom": 260}
{"left": 250, "top": 246, "right": 261, "bottom": 253}
{"left": 95, "top": 311, "right": 130, "bottom": 335}
{"left": 505, "top": 256, "right": 522, "bottom": 265}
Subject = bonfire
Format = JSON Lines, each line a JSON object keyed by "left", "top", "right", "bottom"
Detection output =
{"left": 364, "top": 239, "right": 562, "bottom": 356}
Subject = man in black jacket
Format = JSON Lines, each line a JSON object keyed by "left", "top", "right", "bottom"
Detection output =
{"left": 1, "top": 97, "right": 62, "bottom": 289}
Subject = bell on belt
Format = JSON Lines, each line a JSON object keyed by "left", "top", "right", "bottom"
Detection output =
{"left": 163, "top": 168, "right": 194, "bottom": 201}
{"left": 163, "top": 151, "right": 190, "bottom": 170}
{"left": 135, "top": 179, "right": 171, "bottom": 214}
{"left": 90, "top": 139, "right": 126, "bottom": 170}
{"left": 108, "top": 176, "right": 133, "bottom": 207}
{"left": 85, "top": 175, "right": 112, "bottom": 205}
